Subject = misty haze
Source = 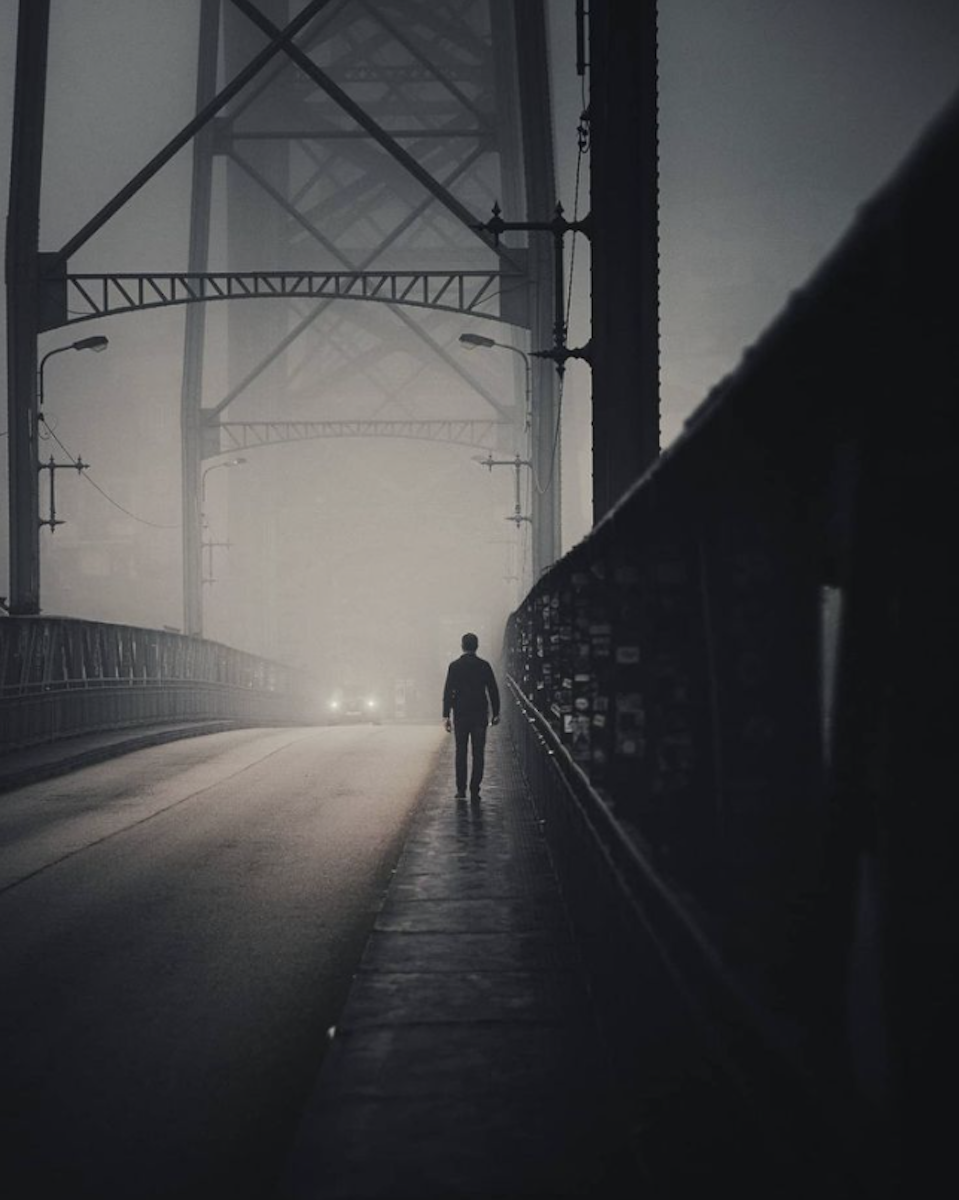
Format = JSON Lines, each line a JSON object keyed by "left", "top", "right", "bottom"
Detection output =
{"left": 3, "top": 2, "right": 958, "bottom": 1197}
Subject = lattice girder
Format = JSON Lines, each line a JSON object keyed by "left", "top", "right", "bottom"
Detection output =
{"left": 41, "top": 268, "right": 528, "bottom": 331}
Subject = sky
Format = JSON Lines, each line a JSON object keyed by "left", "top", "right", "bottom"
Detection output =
{"left": 2, "top": 0, "right": 959, "bottom": 680}
{"left": 656, "top": 0, "right": 959, "bottom": 434}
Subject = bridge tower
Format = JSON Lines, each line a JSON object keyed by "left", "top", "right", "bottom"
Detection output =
{"left": 5, "top": 0, "right": 560, "bottom": 627}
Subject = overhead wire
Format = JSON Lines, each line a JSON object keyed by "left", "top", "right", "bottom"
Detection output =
{"left": 39, "top": 419, "right": 178, "bottom": 530}
{"left": 533, "top": 86, "right": 590, "bottom": 497}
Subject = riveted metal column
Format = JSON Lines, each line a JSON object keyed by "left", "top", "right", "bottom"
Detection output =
{"left": 221, "top": 0, "right": 294, "bottom": 659}
{"left": 589, "top": 0, "right": 660, "bottom": 519}
{"left": 514, "top": 0, "right": 560, "bottom": 578}
{"left": 5, "top": 0, "right": 51, "bottom": 614}
{"left": 181, "top": 0, "right": 221, "bottom": 636}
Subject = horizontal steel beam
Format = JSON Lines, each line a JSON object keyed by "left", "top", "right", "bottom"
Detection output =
{"left": 336, "top": 63, "right": 486, "bottom": 84}
{"left": 214, "top": 418, "right": 511, "bottom": 455}
{"left": 223, "top": 128, "right": 490, "bottom": 141}
{"left": 44, "top": 270, "right": 528, "bottom": 329}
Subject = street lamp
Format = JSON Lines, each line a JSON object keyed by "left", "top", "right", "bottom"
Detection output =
{"left": 38, "top": 335, "right": 109, "bottom": 421}
{"left": 200, "top": 458, "right": 247, "bottom": 587}
{"left": 36, "top": 335, "right": 109, "bottom": 530}
{"left": 460, "top": 332, "right": 535, "bottom": 592}
{"left": 458, "top": 332, "right": 532, "bottom": 431}
{"left": 201, "top": 456, "right": 247, "bottom": 504}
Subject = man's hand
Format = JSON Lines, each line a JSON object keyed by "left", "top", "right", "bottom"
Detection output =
{"left": 444, "top": 718, "right": 452, "bottom": 733}
{"left": 491, "top": 715, "right": 500, "bottom": 726}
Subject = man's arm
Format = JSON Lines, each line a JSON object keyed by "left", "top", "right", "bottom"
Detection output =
{"left": 442, "top": 663, "right": 455, "bottom": 730}
{"left": 486, "top": 663, "right": 500, "bottom": 724}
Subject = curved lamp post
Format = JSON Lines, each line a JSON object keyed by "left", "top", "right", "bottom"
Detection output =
{"left": 201, "top": 456, "right": 247, "bottom": 505}
{"left": 35, "top": 335, "right": 109, "bottom": 531}
{"left": 200, "top": 457, "right": 247, "bottom": 590}
{"left": 37, "top": 335, "right": 109, "bottom": 421}
{"left": 460, "top": 333, "right": 535, "bottom": 595}
{"left": 458, "top": 331, "right": 532, "bottom": 431}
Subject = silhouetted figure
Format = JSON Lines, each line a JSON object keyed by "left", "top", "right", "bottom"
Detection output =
{"left": 443, "top": 632, "right": 500, "bottom": 799}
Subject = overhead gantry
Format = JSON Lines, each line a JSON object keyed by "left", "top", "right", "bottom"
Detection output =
{"left": 47, "top": 269, "right": 526, "bottom": 327}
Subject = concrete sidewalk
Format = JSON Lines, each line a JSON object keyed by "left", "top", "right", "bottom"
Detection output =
{"left": 279, "top": 728, "right": 637, "bottom": 1198}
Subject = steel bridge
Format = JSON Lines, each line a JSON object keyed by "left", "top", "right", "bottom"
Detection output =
{"left": 5, "top": 2, "right": 956, "bottom": 1195}
{"left": 7, "top": 0, "right": 562, "bottom": 633}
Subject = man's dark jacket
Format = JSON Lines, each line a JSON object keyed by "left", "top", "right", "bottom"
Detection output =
{"left": 443, "top": 653, "right": 500, "bottom": 724}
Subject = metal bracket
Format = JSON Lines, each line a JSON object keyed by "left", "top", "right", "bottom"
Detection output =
{"left": 473, "top": 202, "right": 592, "bottom": 374}
{"left": 38, "top": 453, "right": 88, "bottom": 531}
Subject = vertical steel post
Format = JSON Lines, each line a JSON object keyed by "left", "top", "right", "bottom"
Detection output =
{"left": 221, "top": 0, "right": 292, "bottom": 657}
{"left": 5, "top": 0, "right": 51, "bottom": 614}
{"left": 589, "top": 0, "right": 660, "bottom": 519}
{"left": 514, "top": 0, "right": 561, "bottom": 577}
{"left": 181, "top": 0, "right": 221, "bottom": 636}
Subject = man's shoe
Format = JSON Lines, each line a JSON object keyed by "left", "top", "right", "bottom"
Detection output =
{"left": 455, "top": 790, "right": 466, "bottom": 799}
{"left": 470, "top": 790, "right": 481, "bottom": 801}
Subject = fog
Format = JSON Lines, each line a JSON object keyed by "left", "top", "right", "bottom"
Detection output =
{"left": 3, "top": 1, "right": 959, "bottom": 700}
{"left": 2, "top": 1, "right": 534, "bottom": 706}
{"left": 657, "top": 0, "right": 959, "bottom": 441}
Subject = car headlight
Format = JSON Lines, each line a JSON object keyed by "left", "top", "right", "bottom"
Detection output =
{"left": 366, "top": 698, "right": 377, "bottom": 709}
{"left": 329, "top": 699, "right": 340, "bottom": 710}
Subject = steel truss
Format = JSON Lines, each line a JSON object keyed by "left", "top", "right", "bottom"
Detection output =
{"left": 6, "top": 0, "right": 560, "bottom": 629}
{"left": 50, "top": 269, "right": 525, "bottom": 328}
{"left": 181, "top": 0, "right": 559, "bottom": 636}
{"left": 218, "top": 418, "right": 509, "bottom": 452}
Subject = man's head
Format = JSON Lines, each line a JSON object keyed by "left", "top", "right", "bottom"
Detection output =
{"left": 461, "top": 632, "right": 479, "bottom": 653}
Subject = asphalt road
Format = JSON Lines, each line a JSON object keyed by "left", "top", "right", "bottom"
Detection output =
{"left": 0, "top": 723, "right": 445, "bottom": 1199}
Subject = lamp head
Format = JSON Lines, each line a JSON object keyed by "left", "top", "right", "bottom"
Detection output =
{"left": 72, "top": 336, "right": 109, "bottom": 353}
{"left": 458, "top": 332, "right": 496, "bottom": 349}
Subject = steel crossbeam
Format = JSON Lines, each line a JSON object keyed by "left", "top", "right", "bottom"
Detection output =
{"left": 216, "top": 418, "right": 509, "bottom": 453}
{"left": 52, "top": 269, "right": 521, "bottom": 329}
{"left": 338, "top": 64, "right": 486, "bottom": 85}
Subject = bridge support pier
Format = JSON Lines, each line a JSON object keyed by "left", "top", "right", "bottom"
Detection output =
{"left": 515, "top": 1, "right": 562, "bottom": 577}
{"left": 181, "top": 0, "right": 220, "bottom": 637}
{"left": 589, "top": 0, "right": 660, "bottom": 518}
{"left": 4, "top": 0, "right": 51, "bottom": 615}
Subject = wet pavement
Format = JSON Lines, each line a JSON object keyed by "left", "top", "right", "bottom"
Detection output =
{"left": 278, "top": 728, "right": 636, "bottom": 1198}
{"left": 0, "top": 721, "right": 638, "bottom": 1197}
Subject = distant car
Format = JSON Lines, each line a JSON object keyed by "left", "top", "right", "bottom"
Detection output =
{"left": 326, "top": 689, "right": 382, "bottom": 725}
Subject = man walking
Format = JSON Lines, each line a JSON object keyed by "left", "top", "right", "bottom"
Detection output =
{"left": 443, "top": 632, "right": 500, "bottom": 800}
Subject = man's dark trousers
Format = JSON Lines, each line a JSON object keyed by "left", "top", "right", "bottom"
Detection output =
{"left": 454, "top": 716, "right": 488, "bottom": 796}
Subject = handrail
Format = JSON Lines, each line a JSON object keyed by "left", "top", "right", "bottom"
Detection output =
{"left": 508, "top": 675, "right": 825, "bottom": 1092}
{"left": 500, "top": 81, "right": 959, "bottom": 1195}
{"left": 0, "top": 616, "right": 318, "bottom": 751}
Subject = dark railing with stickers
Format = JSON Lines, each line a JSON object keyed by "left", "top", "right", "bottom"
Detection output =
{"left": 0, "top": 617, "right": 319, "bottom": 752}
{"left": 505, "top": 92, "right": 959, "bottom": 1198}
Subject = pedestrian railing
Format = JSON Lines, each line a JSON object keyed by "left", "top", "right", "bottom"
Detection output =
{"left": 505, "top": 88, "right": 959, "bottom": 1197}
{"left": 0, "top": 616, "right": 319, "bottom": 751}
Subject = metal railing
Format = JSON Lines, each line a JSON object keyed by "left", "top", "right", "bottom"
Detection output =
{"left": 0, "top": 617, "right": 318, "bottom": 751}
{"left": 505, "top": 89, "right": 959, "bottom": 1198}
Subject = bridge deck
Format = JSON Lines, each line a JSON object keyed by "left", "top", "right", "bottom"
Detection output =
{"left": 0, "top": 723, "right": 633, "bottom": 1195}
{"left": 0, "top": 720, "right": 242, "bottom": 794}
